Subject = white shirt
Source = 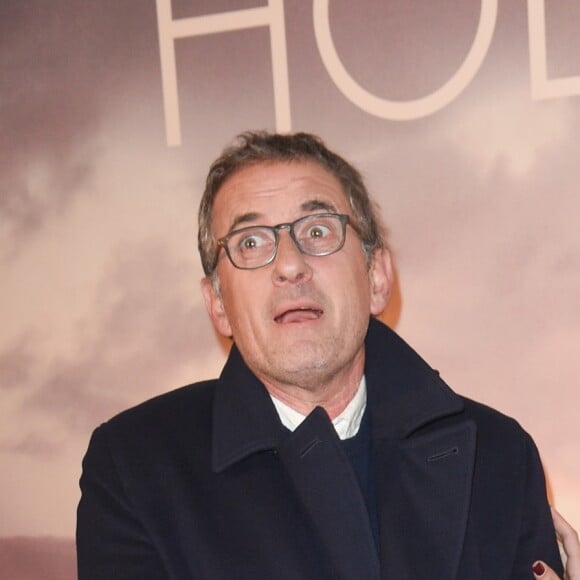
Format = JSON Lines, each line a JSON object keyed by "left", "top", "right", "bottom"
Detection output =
{"left": 270, "top": 376, "right": 367, "bottom": 440}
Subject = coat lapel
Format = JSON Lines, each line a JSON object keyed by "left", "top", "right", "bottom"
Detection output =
{"left": 278, "top": 407, "right": 381, "bottom": 580}
{"left": 376, "top": 422, "right": 476, "bottom": 579}
{"left": 364, "top": 318, "right": 476, "bottom": 579}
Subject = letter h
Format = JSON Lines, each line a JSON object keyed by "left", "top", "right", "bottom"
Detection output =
{"left": 155, "top": 0, "right": 292, "bottom": 146}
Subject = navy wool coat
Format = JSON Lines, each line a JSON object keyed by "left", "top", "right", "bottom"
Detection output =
{"left": 77, "top": 318, "right": 562, "bottom": 579}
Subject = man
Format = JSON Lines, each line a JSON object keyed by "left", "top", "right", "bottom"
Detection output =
{"left": 77, "top": 131, "right": 563, "bottom": 579}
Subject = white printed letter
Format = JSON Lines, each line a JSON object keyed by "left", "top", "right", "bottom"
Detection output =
{"left": 313, "top": 0, "right": 498, "bottom": 120}
{"left": 155, "top": 0, "right": 291, "bottom": 146}
{"left": 528, "top": 0, "right": 580, "bottom": 100}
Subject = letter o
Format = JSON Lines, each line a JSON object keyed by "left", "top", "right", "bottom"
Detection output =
{"left": 313, "top": 0, "right": 498, "bottom": 120}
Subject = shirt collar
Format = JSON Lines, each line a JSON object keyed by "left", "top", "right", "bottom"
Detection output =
{"left": 270, "top": 376, "right": 367, "bottom": 440}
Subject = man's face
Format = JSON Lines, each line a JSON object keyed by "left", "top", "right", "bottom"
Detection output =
{"left": 201, "top": 160, "right": 392, "bottom": 392}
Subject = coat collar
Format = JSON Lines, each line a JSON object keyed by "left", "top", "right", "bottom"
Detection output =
{"left": 212, "top": 317, "right": 464, "bottom": 472}
{"left": 364, "top": 317, "right": 464, "bottom": 439}
{"left": 211, "top": 344, "right": 285, "bottom": 472}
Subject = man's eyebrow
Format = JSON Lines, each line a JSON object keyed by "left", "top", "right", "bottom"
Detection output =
{"left": 228, "top": 212, "right": 262, "bottom": 232}
{"left": 300, "top": 199, "right": 338, "bottom": 212}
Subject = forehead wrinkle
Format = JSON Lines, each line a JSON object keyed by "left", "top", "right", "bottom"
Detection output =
{"left": 230, "top": 199, "right": 339, "bottom": 232}
{"left": 215, "top": 163, "right": 347, "bottom": 236}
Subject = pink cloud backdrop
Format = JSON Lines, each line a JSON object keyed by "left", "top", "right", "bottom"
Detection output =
{"left": 1, "top": 1, "right": 578, "bottom": 576}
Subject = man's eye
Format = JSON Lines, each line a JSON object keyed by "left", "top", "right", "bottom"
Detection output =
{"left": 236, "top": 231, "right": 274, "bottom": 253}
{"left": 307, "top": 225, "right": 330, "bottom": 238}
{"left": 240, "top": 235, "right": 262, "bottom": 250}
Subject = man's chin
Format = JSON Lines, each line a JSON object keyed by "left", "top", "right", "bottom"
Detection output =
{"left": 263, "top": 354, "right": 333, "bottom": 389}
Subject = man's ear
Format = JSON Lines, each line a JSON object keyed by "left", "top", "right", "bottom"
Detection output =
{"left": 369, "top": 248, "right": 393, "bottom": 316}
{"left": 200, "top": 277, "right": 233, "bottom": 338}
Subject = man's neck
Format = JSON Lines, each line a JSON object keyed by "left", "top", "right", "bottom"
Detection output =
{"left": 258, "top": 356, "right": 365, "bottom": 421}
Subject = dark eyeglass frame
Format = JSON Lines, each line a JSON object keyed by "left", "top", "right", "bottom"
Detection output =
{"left": 216, "top": 212, "right": 356, "bottom": 270}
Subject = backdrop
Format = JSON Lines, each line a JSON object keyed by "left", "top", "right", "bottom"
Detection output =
{"left": 1, "top": 1, "right": 579, "bottom": 577}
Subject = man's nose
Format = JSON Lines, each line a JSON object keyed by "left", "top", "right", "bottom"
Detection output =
{"left": 271, "top": 230, "right": 313, "bottom": 285}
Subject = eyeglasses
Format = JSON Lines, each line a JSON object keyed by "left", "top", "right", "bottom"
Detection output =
{"left": 216, "top": 213, "right": 354, "bottom": 270}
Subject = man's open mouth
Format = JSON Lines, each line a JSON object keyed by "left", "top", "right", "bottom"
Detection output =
{"left": 274, "top": 307, "right": 323, "bottom": 324}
